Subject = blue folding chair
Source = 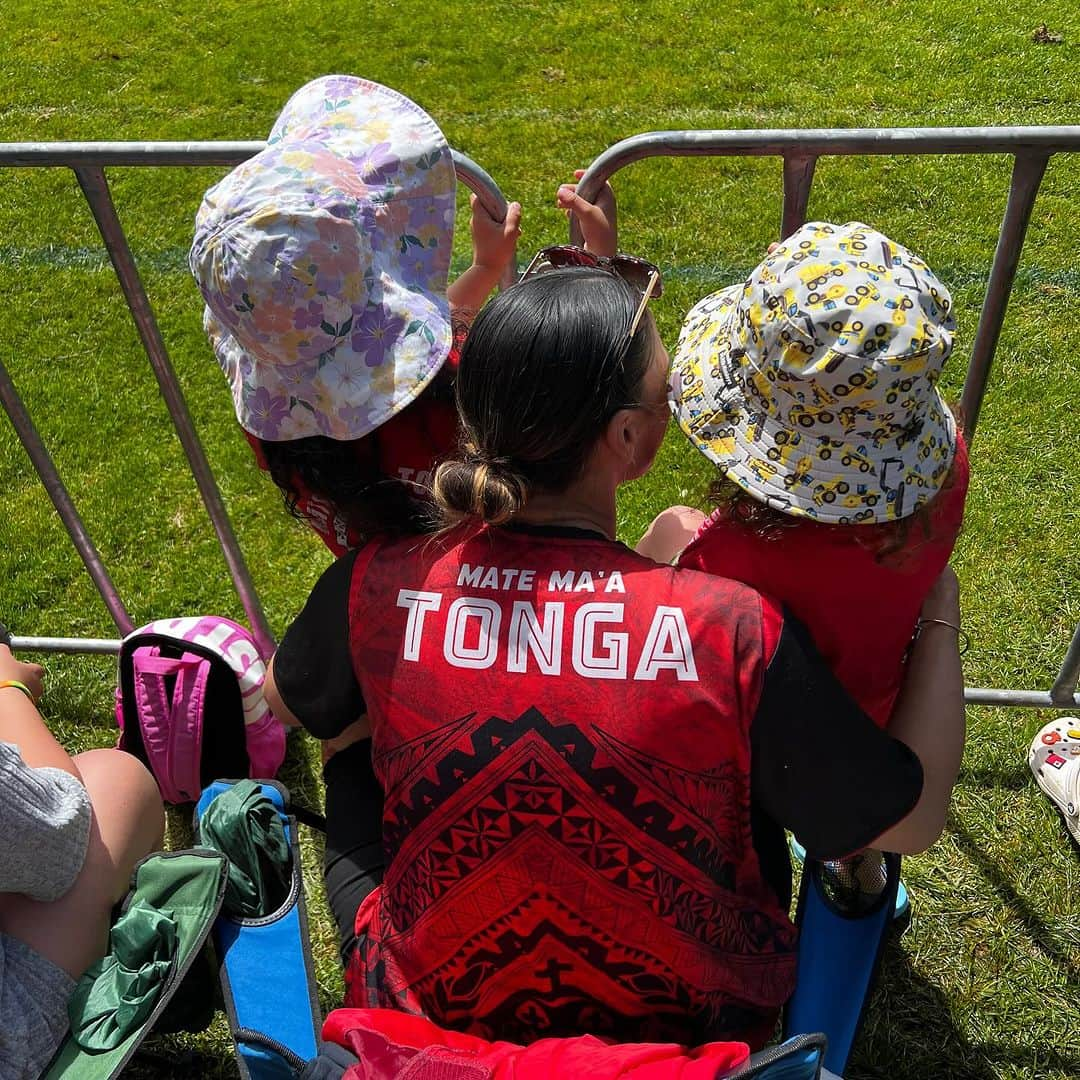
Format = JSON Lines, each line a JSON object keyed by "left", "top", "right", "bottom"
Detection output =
{"left": 783, "top": 853, "right": 901, "bottom": 1077}
{"left": 189, "top": 781, "right": 892, "bottom": 1080}
{"left": 195, "top": 779, "right": 324, "bottom": 1079}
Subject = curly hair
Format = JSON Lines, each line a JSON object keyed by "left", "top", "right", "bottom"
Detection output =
{"left": 709, "top": 410, "right": 965, "bottom": 565}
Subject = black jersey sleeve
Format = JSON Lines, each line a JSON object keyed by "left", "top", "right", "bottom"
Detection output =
{"left": 273, "top": 549, "right": 366, "bottom": 739}
{"left": 751, "top": 611, "right": 924, "bottom": 860}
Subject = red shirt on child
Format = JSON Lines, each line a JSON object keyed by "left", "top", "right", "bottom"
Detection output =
{"left": 679, "top": 436, "right": 969, "bottom": 727}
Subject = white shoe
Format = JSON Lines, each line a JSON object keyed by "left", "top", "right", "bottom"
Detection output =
{"left": 1028, "top": 717, "right": 1080, "bottom": 847}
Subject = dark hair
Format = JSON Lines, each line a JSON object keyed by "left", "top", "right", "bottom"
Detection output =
{"left": 256, "top": 350, "right": 458, "bottom": 542}
{"left": 432, "top": 267, "right": 655, "bottom": 527}
{"left": 709, "top": 406, "right": 966, "bottom": 564}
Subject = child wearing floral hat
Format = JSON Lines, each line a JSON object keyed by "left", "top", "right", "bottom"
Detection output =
{"left": 190, "top": 75, "right": 521, "bottom": 556}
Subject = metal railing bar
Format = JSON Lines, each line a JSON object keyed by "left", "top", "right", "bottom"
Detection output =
{"left": 571, "top": 129, "right": 1080, "bottom": 196}
{"left": 0, "top": 357, "right": 134, "bottom": 635}
{"left": 0, "top": 142, "right": 509, "bottom": 229}
{"left": 780, "top": 154, "right": 818, "bottom": 240}
{"left": 964, "top": 687, "right": 1080, "bottom": 708}
{"left": 73, "top": 164, "right": 275, "bottom": 656}
{"left": 5, "top": 129, "right": 1080, "bottom": 171}
{"left": 1048, "top": 622, "right": 1080, "bottom": 706}
{"left": 569, "top": 129, "right": 1080, "bottom": 711}
{"left": 959, "top": 152, "right": 1050, "bottom": 440}
{"left": 11, "top": 636, "right": 122, "bottom": 655}
{"left": 2, "top": 144, "right": 511, "bottom": 659}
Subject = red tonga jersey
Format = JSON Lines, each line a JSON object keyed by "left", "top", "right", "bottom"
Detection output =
{"left": 342, "top": 526, "right": 797, "bottom": 1049}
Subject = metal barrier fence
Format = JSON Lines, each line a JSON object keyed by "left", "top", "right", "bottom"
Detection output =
{"left": 0, "top": 142, "right": 511, "bottom": 660}
{"left": 3, "top": 130, "right": 1080, "bottom": 708}
{"left": 572, "top": 127, "right": 1080, "bottom": 709}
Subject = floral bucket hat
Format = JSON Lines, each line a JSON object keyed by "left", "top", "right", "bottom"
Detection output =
{"left": 668, "top": 221, "right": 958, "bottom": 524}
{"left": 189, "top": 75, "right": 456, "bottom": 442}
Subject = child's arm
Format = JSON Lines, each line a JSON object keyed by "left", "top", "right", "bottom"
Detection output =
{"left": 0, "top": 642, "right": 80, "bottom": 780}
{"left": 870, "top": 566, "right": 966, "bottom": 854}
{"left": 447, "top": 194, "right": 522, "bottom": 324}
{"left": 555, "top": 169, "right": 618, "bottom": 257}
{"left": 636, "top": 506, "right": 706, "bottom": 564}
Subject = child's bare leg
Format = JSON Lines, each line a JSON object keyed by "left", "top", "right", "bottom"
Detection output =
{"left": 0, "top": 748, "right": 164, "bottom": 979}
{"left": 636, "top": 506, "right": 706, "bottom": 564}
{"left": 321, "top": 716, "right": 371, "bottom": 765}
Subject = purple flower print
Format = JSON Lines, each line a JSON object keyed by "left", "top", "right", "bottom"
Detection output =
{"left": 294, "top": 301, "right": 324, "bottom": 330}
{"left": 322, "top": 76, "right": 358, "bottom": 105}
{"left": 355, "top": 142, "right": 400, "bottom": 187}
{"left": 337, "top": 404, "right": 367, "bottom": 432}
{"left": 352, "top": 308, "right": 405, "bottom": 368}
{"left": 246, "top": 387, "right": 291, "bottom": 439}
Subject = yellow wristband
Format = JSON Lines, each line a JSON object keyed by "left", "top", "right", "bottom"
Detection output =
{"left": 0, "top": 679, "right": 36, "bottom": 703}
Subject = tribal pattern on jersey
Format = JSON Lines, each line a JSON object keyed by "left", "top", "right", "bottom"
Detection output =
{"left": 345, "top": 528, "right": 798, "bottom": 1049}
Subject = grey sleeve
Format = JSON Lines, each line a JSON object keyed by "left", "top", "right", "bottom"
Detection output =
{"left": 0, "top": 741, "right": 92, "bottom": 902}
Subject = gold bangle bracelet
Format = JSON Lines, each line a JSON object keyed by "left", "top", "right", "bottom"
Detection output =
{"left": 916, "top": 617, "right": 970, "bottom": 656}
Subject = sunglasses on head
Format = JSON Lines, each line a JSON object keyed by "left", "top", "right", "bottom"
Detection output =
{"left": 519, "top": 245, "right": 663, "bottom": 341}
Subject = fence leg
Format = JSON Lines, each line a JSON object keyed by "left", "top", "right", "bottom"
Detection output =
{"left": 781, "top": 154, "right": 818, "bottom": 240}
{"left": 0, "top": 356, "right": 134, "bottom": 635}
{"left": 1049, "top": 622, "right": 1080, "bottom": 708}
{"left": 72, "top": 166, "right": 275, "bottom": 656}
{"left": 959, "top": 152, "right": 1050, "bottom": 441}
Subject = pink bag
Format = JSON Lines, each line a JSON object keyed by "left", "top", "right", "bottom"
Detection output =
{"left": 116, "top": 616, "right": 286, "bottom": 804}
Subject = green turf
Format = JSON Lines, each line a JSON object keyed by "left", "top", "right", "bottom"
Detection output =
{"left": 2, "top": 1, "right": 1079, "bottom": 1076}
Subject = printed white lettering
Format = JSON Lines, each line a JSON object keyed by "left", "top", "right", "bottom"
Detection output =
{"left": 549, "top": 569, "right": 575, "bottom": 592}
{"left": 507, "top": 601, "right": 564, "bottom": 675}
{"left": 518, "top": 570, "right": 536, "bottom": 591}
{"left": 396, "top": 590, "right": 442, "bottom": 661}
{"left": 394, "top": 589, "right": 697, "bottom": 684}
{"left": 444, "top": 598, "right": 501, "bottom": 669}
{"left": 480, "top": 567, "right": 501, "bottom": 590}
{"left": 572, "top": 603, "right": 628, "bottom": 679}
{"left": 573, "top": 571, "right": 595, "bottom": 593}
{"left": 634, "top": 607, "right": 699, "bottom": 681}
{"left": 458, "top": 564, "right": 484, "bottom": 588}
{"left": 194, "top": 621, "right": 234, "bottom": 657}
{"left": 604, "top": 571, "right": 626, "bottom": 594}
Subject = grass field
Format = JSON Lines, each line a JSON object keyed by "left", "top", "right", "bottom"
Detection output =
{"left": 2, "top": 1, "right": 1080, "bottom": 1076}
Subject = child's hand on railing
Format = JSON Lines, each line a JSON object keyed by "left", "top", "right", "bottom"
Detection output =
{"left": 556, "top": 169, "right": 617, "bottom": 258}
{"left": 448, "top": 195, "right": 522, "bottom": 320}
{"left": 470, "top": 192, "right": 522, "bottom": 278}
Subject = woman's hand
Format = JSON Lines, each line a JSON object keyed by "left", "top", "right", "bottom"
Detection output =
{"left": 556, "top": 170, "right": 618, "bottom": 258}
{"left": 0, "top": 644, "right": 79, "bottom": 777}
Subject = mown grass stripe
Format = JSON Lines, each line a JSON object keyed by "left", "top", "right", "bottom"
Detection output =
{"left": 3, "top": 244, "right": 1080, "bottom": 295}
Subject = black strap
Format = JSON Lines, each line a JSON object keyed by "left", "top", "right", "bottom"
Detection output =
{"left": 292, "top": 803, "right": 327, "bottom": 833}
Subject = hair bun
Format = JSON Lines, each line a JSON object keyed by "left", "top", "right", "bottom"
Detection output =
{"left": 432, "top": 457, "right": 528, "bottom": 527}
